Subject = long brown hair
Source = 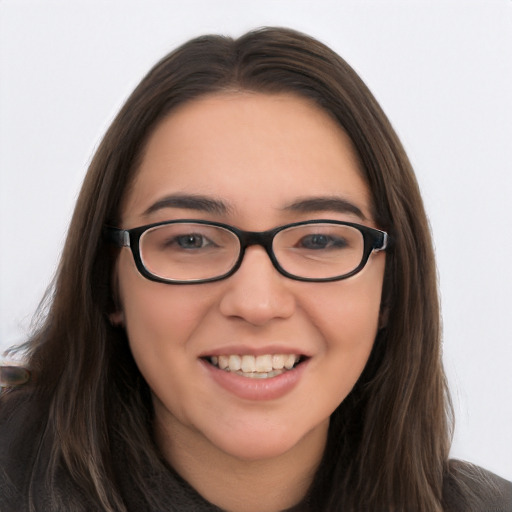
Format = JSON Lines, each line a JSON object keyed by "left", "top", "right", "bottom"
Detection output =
{"left": 4, "top": 27, "right": 452, "bottom": 511}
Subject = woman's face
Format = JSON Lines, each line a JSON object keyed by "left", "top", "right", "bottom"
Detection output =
{"left": 115, "top": 92, "right": 386, "bottom": 462}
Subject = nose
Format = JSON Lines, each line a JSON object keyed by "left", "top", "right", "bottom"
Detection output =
{"left": 218, "top": 245, "right": 296, "bottom": 326}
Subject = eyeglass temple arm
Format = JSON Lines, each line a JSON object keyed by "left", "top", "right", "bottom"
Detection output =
{"left": 375, "top": 231, "right": 389, "bottom": 252}
{"left": 104, "top": 227, "right": 131, "bottom": 247}
{"left": 379, "top": 232, "right": 389, "bottom": 251}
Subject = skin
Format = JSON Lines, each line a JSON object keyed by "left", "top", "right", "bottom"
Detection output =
{"left": 114, "top": 92, "right": 386, "bottom": 512}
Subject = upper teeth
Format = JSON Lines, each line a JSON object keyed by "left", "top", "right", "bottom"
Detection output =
{"left": 211, "top": 354, "right": 300, "bottom": 373}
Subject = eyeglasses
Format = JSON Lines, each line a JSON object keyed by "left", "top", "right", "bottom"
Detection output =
{"left": 105, "top": 219, "right": 389, "bottom": 284}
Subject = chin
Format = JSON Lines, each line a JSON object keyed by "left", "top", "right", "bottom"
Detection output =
{"left": 206, "top": 418, "right": 328, "bottom": 462}
{"left": 217, "top": 435, "right": 301, "bottom": 462}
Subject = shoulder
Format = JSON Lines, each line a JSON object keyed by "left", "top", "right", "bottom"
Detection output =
{"left": 444, "top": 459, "right": 512, "bottom": 512}
{"left": 0, "top": 388, "right": 53, "bottom": 511}
{"left": 0, "top": 389, "right": 219, "bottom": 511}
{"left": 0, "top": 388, "right": 43, "bottom": 468}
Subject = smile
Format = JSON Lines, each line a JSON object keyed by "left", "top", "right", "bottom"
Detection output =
{"left": 207, "top": 354, "right": 303, "bottom": 379}
{"left": 201, "top": 352, "right": 310, "bottom": 400}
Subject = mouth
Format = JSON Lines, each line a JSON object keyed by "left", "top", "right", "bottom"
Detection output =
{"left": 203, "top": 354, "right": 307, "bottom": 379}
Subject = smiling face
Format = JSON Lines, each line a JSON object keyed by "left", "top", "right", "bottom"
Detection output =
{"left": 115, "top": 92, "right": 386, "bottom": 464}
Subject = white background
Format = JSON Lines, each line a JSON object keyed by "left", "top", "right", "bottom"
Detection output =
{"left": 1, "top": 0, "right": 511, "bottom": 480}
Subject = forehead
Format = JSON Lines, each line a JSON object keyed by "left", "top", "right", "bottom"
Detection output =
{"left": 122, "top": 92, "right": 372, "bottom": 226}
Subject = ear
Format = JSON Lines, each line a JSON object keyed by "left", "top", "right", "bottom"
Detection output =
{"left": 109, "top": 310, "right": 125, "bottom": 327}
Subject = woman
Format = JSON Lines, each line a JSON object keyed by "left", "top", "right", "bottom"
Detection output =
{"left": 0, "top": 27, "right": 510, "bottom": 512}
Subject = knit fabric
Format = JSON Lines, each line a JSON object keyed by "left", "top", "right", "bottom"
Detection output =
{"left": 1, "top": 390, "right": 510, "bottom": 512}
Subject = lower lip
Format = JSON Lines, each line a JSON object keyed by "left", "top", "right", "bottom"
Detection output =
{"left": 200, "top": 358, "right": 308, "bottom": 401}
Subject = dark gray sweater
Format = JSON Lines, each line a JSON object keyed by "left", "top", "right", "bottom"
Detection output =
{"left": 1, "top": 390, "right": 511, "bottom": 511}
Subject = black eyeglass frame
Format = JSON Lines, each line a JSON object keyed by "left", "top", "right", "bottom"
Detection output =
{"left": 105, "top": 219, "right": 389, "bottom": 284}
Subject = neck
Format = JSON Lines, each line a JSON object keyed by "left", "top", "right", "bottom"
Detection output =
{"left": 154, "top": 414, "right": 328, "bottom": 512}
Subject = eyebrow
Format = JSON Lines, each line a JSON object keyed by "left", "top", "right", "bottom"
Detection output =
{"left": 282, "top": 196, "right": 367, "bottom": 220}
{"left": 143, "top": 193, "right": 366, "bottom": 220}
{"left": 143, "top": 193, "right": 231, "bottom": 216}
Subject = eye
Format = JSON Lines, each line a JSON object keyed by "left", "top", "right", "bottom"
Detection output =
{"left": 297, "top": 234, "right": 348, "bottom": 250}
{"left": 175, "top": 233, "right": 210, "bottom": 249}
{"left": 143, "top": 223, "right": 233, "bottom": 256}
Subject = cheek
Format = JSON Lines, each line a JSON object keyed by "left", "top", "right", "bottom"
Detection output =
{"left": 116, "top": 252, "right": 211, "bottom": 358}
{"left": 301, "top": 258, "right": 385, "bottom": 400}
{"left": 307, "top": 266, "right": 384, "bottom": 346}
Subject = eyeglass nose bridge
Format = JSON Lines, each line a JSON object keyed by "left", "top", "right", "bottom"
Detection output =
{"left": 233, "top": 228, "right": 284, "bottom": 277}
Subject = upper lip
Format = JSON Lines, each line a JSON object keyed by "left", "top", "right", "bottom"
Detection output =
{"left": 198, "top": 344, "right": 312, "bottom": 358}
